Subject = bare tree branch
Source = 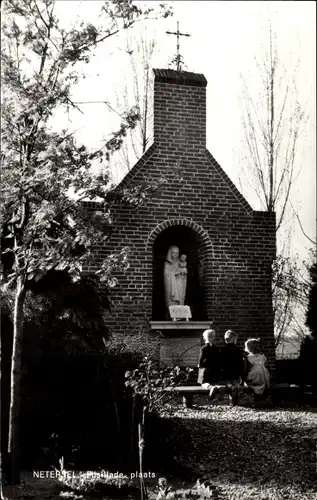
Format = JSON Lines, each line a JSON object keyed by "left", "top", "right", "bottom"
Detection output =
{"left": 291, "top": 204, "right": 317, "bottom": 246}
{"left": 239, "top": 22, "right": 308, "bottom": 347}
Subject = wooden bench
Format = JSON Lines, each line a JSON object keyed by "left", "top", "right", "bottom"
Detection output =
{"left": 168, "top": 383, "right": 304, "bottom": 408}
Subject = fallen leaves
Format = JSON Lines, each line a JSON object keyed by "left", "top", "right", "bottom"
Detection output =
{"left": 159, "top": 402, "right": 317, "bottom": 500}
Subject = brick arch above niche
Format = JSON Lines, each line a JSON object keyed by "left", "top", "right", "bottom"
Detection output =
{"left": 146, "top": 218, "right": 213, "bottom": 254}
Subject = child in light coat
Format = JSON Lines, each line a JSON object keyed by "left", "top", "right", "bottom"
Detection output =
{"left": 244, "top": 338, "right": 270, "bottom": 399}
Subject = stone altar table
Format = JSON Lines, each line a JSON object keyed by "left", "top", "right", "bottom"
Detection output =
{"left": 150, "top": 321, "right": 212, "bottom": 368}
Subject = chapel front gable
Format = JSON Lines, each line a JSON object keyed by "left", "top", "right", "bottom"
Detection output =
{"left": 115, "top": 69, "right": 255, "bottom": 217}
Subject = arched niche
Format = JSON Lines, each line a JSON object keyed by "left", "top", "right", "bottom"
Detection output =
{"left": 152, "top": 225, "right": 208, "bottom": 321}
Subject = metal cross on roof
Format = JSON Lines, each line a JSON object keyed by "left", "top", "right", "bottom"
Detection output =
{"left": 166, "top": 21, "right": 191, "bottom": 72}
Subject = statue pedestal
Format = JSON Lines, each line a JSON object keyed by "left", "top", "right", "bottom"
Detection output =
{"left": 150, "top": 321, "right": 212, "bottom": 368}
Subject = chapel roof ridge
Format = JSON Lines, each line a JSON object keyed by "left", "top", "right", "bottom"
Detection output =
{"left": 153, "top": 68, "right": 207, "bottom": 87}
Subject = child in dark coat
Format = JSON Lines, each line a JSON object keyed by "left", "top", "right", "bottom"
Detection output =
{"left": 219, "top": 330, "right": 244, "bottom": 405}
{"left": 197, "top": 329, "right": 221, "bottom": 397}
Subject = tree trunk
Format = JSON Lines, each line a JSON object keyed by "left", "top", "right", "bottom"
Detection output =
{"left": 7, "top": 277, "right": 26, "bottom": 485}
{"left": 0, "top": 325, "right": 8, "bottom": 499}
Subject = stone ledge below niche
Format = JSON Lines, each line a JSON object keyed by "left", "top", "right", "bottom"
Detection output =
{"left": 150, "top": 321, "right": 212, "bottom": 330}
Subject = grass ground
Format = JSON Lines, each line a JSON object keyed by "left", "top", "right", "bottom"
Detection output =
{"left": 3, "top": 400, "right": 317, "bottom": 500}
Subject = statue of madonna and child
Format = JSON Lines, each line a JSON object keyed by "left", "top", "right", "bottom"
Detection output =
{"left": 163, "top": 245, "right": 188, "bottom": 311}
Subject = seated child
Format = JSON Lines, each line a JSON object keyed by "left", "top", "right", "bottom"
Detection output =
{"left": 244, "top": 338, "right": 270, "bottom": 400}
{"left": 218, "top": 330, "right": 244, "bottom": 405}
{"left": 197, "top": 329, "right": 221, "bottom": 397}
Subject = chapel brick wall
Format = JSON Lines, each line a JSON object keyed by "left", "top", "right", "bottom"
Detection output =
{"left": 160, "top": 337, "right": 202, "bottom": 368}
{"left": 84, "top": 69, "right": 277, "bottom": 374}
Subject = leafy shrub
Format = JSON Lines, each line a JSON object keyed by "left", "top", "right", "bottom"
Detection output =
{"left": 59, "top": 469, "right": 138, "bottom": 498}
{"left": 125, "top": 358, "right": 193, "bottom": 474}
{"left": 305, "top": 262, "right": 317, "bottom": 338}
{"left": 18, "top": 342, "right": 143, "bottom": 471}
{"left": 156, "top": 477, "right": 217, "bottom": 499}
{"left": 125, "top": 358, "right": 192, "bottom": 414}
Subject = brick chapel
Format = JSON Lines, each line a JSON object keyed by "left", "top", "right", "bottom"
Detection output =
{"left": 88, "top": 69, "right": 276, "bottom": 370}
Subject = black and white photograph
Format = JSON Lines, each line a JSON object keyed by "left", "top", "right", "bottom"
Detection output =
{"left": 1, "top": 1, "right": 316, "bottom": 499}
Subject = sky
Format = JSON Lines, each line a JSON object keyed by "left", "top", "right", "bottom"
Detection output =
{"left": 52, "top": 0, "right": 316, "bottom": 260}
